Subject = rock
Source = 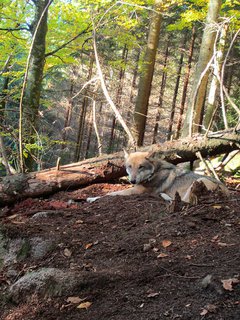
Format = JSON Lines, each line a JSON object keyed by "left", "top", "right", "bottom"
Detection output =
{"left": 9, "top": 268, "right": 79, "bottom": 302}
{"left": 3, "top": 238, "right": 30, "bottom": 266}
{"left": 30, "top": 211, "right": 50, "bottom": 220}
{"left": 30, "top": 237, "right": 55, "bottom": 259}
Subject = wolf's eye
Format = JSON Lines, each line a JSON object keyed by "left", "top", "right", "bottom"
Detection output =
{"left": 139, "top": 165, "right": 145, "bottom": 170}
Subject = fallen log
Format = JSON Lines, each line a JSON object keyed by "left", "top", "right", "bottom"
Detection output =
{"left": 0, "top": 129, "right": 239, "bottom": 205}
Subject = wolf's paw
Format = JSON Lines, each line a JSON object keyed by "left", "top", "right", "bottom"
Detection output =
{"left": 160, "top": 193, "right": 172, "bottom": 202}
{"left": 87, "top": 196, "right": 101, "bottom": 203}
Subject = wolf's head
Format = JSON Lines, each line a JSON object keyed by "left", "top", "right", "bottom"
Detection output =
{"left": 123, "top": 150, "right": 155, "bottom": 184}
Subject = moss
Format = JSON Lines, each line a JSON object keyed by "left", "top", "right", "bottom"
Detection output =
{"left": 17, "top": 240, "right": 31, "bottom": 261}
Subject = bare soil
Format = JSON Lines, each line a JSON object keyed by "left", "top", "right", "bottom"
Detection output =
{"left": 0, "top": 182, "right": 239, "bottom": 320}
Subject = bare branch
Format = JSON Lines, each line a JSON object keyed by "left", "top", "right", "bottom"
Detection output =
{"left": 92, "top": 24, "right": 136, "bottom": 147}
{"left": 0, "top": 26, "right": 30, "bottom": 32}
{"left": 45, "top": 26, "right": 91, "bottom": 58}
{"left": 92, "top": 100, "right": 102, "bottom": 156}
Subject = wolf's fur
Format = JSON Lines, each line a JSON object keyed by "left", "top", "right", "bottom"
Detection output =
{"left": 87, "top": 151, "right": 229, "bottom": 203}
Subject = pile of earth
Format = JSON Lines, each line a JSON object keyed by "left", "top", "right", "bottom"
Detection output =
{"left": 0, "top": 183, "right": 239, "bottom": 320}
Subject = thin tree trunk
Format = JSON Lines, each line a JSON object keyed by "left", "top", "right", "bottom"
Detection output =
{"left": 167, "top": 33, "right": 187, "bottom": 140}
{"left": 130, "top": 49, "right": 140, "bottom": 104}
{"left": 85, "top": 109, "right": 94, "bottom": 158}
{"left": 23, "top": 0, "right": 50, "bottom": 171}
{"left": 0, "top": 61, "right": 12, "bottom": 175}
{"left": 175, "top": 26, "right": 196, "bottom": 139}
{"left": 62, "top": 82, "right": 74, "bottom": 148}
{"left": 152, "top": 39, "right": 170, "bottom": 144}
{"left": 108, "top": 45, "right": 128, "bottom": 152}
{"left": 74, "top": 54, "right": 94, "bottom": 161}
{"left": 182, "top": 0, "right": 222, "bottom": 137}
{"left": 134, "top": 0, "right": 163, "bottom": 146}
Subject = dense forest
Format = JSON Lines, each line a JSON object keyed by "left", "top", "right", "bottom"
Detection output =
{"left": 0, "top": 0, "right": 239, "bottom": 174}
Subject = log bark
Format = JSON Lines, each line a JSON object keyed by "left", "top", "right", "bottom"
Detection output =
{"left": 0, "top": 129, "right": 239, "bottom": 205}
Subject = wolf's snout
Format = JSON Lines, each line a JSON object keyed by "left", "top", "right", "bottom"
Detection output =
{"left": 130, "top": 179, "right": 136, "bottom": 184}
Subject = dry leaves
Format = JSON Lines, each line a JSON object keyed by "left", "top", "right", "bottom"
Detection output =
{"left": 63, "top": 248, "right": 72, "bottom": 257}
{"left": 63, "top": 296, "right": 92, "bottom": 310}
{"left": 221, "top": 278, "right": 239, "bottom": 291}
{"left": 162, "top": 240, "right": 172, "bottom": 248}
{"left": 77, "top": 301, "right": 92, "bottom": 310}
{"left": 85, "top": 243, "right": 93, "bottom": 249}
{"left": 157, "top": 253, "right": 168, "bottom": 258}
{"left": 66, "top": 296, "right": 84, "bottom": 304}
{"left": 200, "top": 304, "right": 217, "bottom": 315}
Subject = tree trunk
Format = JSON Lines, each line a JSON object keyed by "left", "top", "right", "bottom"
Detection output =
{"left": 108, "top": 45, "right": 128, "bottom": 152}
{"left": 167, "top": 33, "right": 187, "bottom": 140}
{"left": 204, "top": 23, "right": 228, "bottom": 130}
{"left": 152, "top": 38, "right": 169, "bottom": 144}
{"left": 85, "top": 108, "right": 94, "bottom": 158}
{"left": 23, "top": 0, "right": 50, "bottom": 171}
{"left": 0, "top": 129, "right": 239, "bottom": 205}
{"left": 182, "top": 0, "right": 222, "bottom": 137}
{"left": 175, "top": 27, "right": 196, "bottom": 139}
{"left": 74, "top": 54, "right": 94, "bottom": 161}
{"left": 62, "top": 82, "right": 74, "bottom": 148}
{"left": 0, "top": 59, "right": 12, "bottom": 174}
{"left": 134, "top": 0, "right": 163, "bottom": 146}
{"left": 129, "top": 49, "right": 140, "bottom": 104}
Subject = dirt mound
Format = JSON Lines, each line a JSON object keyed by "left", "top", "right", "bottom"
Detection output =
{"left": 0, "top": 184, "right": 239, "bottom": 320}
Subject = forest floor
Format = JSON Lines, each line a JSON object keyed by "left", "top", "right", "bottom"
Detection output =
{"left": 0, "top": 180, "right": 239, "bottom": 320}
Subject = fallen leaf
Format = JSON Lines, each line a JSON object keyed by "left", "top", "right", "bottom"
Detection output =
{"left": 212, "top": 205, "right": 222, "bottom": 209}
{"left": 85, "top": 243, "right": 93, "bottom": 249}
{"left": 162, "top": 240, "right": 172, "bottom": 248}
{"left": 63, "top": 248, "right": 72, "bottom": 257}
{"left": 200, "top": 309, "right": 208, "bottom": 316}
{"left": 211, "top": 235, "right": 219, "bottom": 242}
{"left": 77, "top": 301, "right": 92, "bottom": 309}
{"left": 157, "top": 253, "right": 168, "bottom": 258}
{"left": 218, "top": 242, "right": 235, "bottom": 247}
{"left": 217, "top": 242, "right": 228, "bottom": 247}
{"left": 67, "top": 296, "right": 85, "bottom": 304}
{"left": 221, "top": 278, "right": 240, "bottom": 291}
{"left": 75, "top": 220, "right": 84, "bottom": 224}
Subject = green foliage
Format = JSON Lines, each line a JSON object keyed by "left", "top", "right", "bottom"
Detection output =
{"left": 0, "top": 0, "right": 239, "bottom": 172}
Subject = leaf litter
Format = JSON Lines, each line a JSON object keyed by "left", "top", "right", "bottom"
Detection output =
{"left": 0, "top": 184, "right": 239, "bottom": 320}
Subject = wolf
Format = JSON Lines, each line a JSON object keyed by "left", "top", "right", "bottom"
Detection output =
{"left": 87, "top": 151, "right": 229, "bottom": 203}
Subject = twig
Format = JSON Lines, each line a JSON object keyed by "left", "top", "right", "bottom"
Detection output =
{"left": 56, "top": 157, "right": 61, "bottom": 171}
{"left": 206, "top": 157, "right": 220, "bottom": 181}
{"left": 215, "top": 150, "right": 240, "bottom": 170}
{"left": 195, "top": 151, "right": 212, "bottom": 176}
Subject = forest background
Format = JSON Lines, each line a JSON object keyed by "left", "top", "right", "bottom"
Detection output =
{"left": 0, "top": 0, "right": 239, "bottom": 175}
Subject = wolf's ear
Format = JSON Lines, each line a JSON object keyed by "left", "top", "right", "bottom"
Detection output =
{"left": 145, "top": 156, "right": 155, "bottom": 164}
{"left": 145, "top": 151, "right": 155, "bottom": 163}
{"left": 123, "top": 149, "right": 129, "bottom": 159}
